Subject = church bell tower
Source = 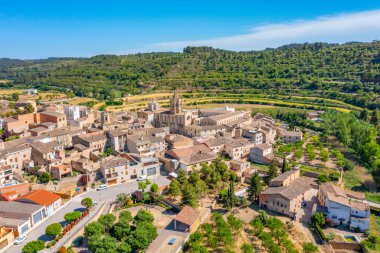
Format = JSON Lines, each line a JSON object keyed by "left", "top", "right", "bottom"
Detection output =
{"left": 170, "top": 92, "right": 182, "bottom": 114}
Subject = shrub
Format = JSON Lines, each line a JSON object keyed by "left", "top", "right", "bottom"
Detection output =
{"left": 39, "top": 172, "right": 51, "bottom": 183}
{"left": 311, "top": 212, "right": 326, "bottom": 227}
{"left": 64, "top": 211, "right": 81, "bottom": 221}
{"left": 45, "top": 223, "right": 62, "bottom": 237}
{"left": 81, "top": 198, "right": 93, "bottom": 208}
{"left": 22, "top": 240, "right": 45, "bottom": 253}
{"left": 84, "top": 221, "right": 104, "bottom": 238}
{"left": 302, "top": 242, "right": 318, "bottom": 253}
{"left": 318, "top": 173, "right": 330, "bottom": 183}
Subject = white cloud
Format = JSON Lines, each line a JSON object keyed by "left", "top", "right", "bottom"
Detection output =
{"left": 116, "top": 9, "right": 380, "bottom": 54}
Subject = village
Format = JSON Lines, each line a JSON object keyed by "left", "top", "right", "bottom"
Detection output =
{"left": 0, "top": 90, "right": 375, "bottom": 253}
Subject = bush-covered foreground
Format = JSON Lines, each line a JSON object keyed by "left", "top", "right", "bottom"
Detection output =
{"left": 83, "top": 209, "right": 157, "bottom": 253}
{"left": 184, "top": 211, "right": 315, "bottom": 253}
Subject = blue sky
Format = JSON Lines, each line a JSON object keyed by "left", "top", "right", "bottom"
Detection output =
{"left": 1, "top": 1, "right": 380, "bottom": 59}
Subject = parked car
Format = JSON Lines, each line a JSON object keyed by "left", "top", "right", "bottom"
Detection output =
{"left": 14, "top": 235, "right": 27, "bottom": 245}
{"left": 97, "top": 184, "right": 107, "bottom": 191}
{"left": 137, "top": 175, "right": 147, "bottom": 181}
{"left": 301, "top": 202, "right": 306, "bottom": 208}
{"left": 168, "top": 238, "right": 177, "bottom": 245}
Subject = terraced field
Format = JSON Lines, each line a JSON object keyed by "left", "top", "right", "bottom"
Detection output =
{"left": 105, "top": 93, "right": 357, "bottom": 113}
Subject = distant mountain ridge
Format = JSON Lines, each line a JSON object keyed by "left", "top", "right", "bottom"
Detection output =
{"left": 0, "top": 41, "right": 379, "bottom": 108}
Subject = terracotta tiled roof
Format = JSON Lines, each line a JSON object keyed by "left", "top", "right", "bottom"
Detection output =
{"left": 320, "top": 182, "right": 367, "bottom": 208}
{"left": 16, "top": 189, "right": 61, "bottom": 206}
{"left": 165, "top": 144, "right": 217, "bottom": 165}
{"left": 175, "top": 206, "right": 199, "bottom": 226}
{"left": 261, "top": 177, "right": 311, "bottom": 200}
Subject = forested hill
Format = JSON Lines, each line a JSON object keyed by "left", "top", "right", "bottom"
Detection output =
{"left": 0, "top": 41, "right": 379, "bottom": 108}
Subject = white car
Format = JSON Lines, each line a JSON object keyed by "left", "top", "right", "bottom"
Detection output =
{"left": 137, "top": 175, "right": 147, "bottom": 181}
{"left": 14, "top": 235, "right": 27, "bottom": 245}
{"left": 96, "top": 184, "right": 107, "bottom": 191}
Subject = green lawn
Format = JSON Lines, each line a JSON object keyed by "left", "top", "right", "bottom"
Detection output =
{"left": 251, "top": 162, "right": 269, "bottom": 171}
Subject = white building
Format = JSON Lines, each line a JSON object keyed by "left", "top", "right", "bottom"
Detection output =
{"left": 64, "top": 105, "right": 80, "bottom": 121}
{"left": 318, "top": 183, "right": 370, "bottom": 231}
{"left": 100, "top": 154, "right": 160, "bottom": 185}
{"left": 25, "top": 88, "right": 38, "bottom": 95}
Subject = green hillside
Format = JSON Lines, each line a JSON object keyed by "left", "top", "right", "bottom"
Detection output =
{"left": 0, "top": 41, "right": 379, "bottom": 108}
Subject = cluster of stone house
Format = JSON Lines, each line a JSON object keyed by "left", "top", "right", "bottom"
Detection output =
{"left": 258, "top": 170, "right": 370, "bottom": 232}
{"left": 0, "top": 92, "right": 308, "bottom": 247}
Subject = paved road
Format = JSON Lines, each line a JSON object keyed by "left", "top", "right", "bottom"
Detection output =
{"left": 6, "top": 175, "right": 170, "bottom": 253}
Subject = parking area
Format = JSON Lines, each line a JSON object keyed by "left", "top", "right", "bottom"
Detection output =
{"left": 146, "top": 228, "right": 188, "bottom": 253}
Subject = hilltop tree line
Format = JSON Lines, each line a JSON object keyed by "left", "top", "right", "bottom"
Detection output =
{"left": 0, "top": 41, "right": 379, "bottom": 109}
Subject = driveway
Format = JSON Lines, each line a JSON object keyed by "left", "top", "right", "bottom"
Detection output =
{"left": 5, "top": 175, "right": 170, "bottom": 253}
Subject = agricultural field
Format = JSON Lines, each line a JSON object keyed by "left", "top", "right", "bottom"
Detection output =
{"left": 0, "top": 88, "right": 24, "bottom": 95}
{"left": 102, "top": 92, "right": 358, "bottom": 113}
{"left": 66, "top": 97, "right": 99, "bottom": 105}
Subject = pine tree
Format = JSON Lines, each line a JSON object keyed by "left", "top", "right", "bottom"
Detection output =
{"left": 359, "top": 109, "right": 370, "bottom": 122}
{"left": 247, "top": 172, "right": 263, "bottom": 202}
{"left": 281, "top": 157, "right": 290, "bottom": 173}
{"left": 181, "top": 183, "right": 198, "bottom": 207}
{"left": 168, "top": 179, "right": 181, "bottom": 196}
{"left": 266, "top": 159, "right": 278, "bottom": 184}
{"left": 225, "top": 180, "right": 235, "bottom": 209}
{"left": 370, "top": 109, "right": 379, "bottom": 128}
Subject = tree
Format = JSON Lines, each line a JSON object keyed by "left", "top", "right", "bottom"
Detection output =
{"left": 225, "top": 180, "right": 235, "bottom": 209}
{"left": 111, "top": 218, "right": 131, "bottom": 240}
{"left": 64, "top": 211, "right": 81, "bottom": 222}
{"left": 359, "top": 109, "right": 370, "bottom": 122}
{"left": 12, "top": 93, "right": 19, "bottom": 101}
{"left": 195, "top": 180, "right": 207, "bottom": 197}
{"left": 311, "top": 212, "right": 326, "bottom": 227}
{"left": 22, "top": 240, "right": 45, "bottom": 253}
{"left": 168, "top": 178, "right": 181, "bottom": 196}
{"left": 177, "top": 170, "right": 187, "bottom": 185}
{"left": 266, "top": 160, "right": 278, "bottom": 184}
{"left": 138, "top": 181, "right": 147, "bottom": 192}
{"left": 117, "top": 242, "right": 132, "bottom": 253}
{"left": 318, "top": 174, "right": 330, "bottom": 184}
{"left": 227, "top": 214, "right": 244, "bottom": 236}
{"left": 181, "top": 183, "right": 198, "bottom": 207}
{"left": 241, "top": 243, "right": 255, "bottom": 253}
{"left": 98, "top": 213, "right": 116, "bottom": 231}
{"left": 128, "top": 221, "right": 158, "bottom": 250}
{"left": 247, "top": 172, "right": 263, "bottom": 202}
{"left": 104, "top": 147, "right": 113, "bottom": 156}
{"left": 81, "top": 197, "right": 93, "bottom": 209}
{"left": 370, "top": 109, "right": 379, "bottom": 128}
{"left": 39, "top": 172, "right": 51, "bottom": 183}
{"left": 133, "top": 209, "right": 154, "bottom": 224}
{"left": 45, "top": 223, "right": 62, "bottom": 237}
{"left": 24, "top": 103, "right": 35, "bottom": 113}
{"left": 84, "top": 221, "right": 104, "bottom": 238}
{"left": 88, "top": 235, "right": 117, "bottom": 253}
{"left": 302, "top": 242, "right": 318, "bottom": 253}
{"left": 281, "top": 157, "right": 290, "bottom": 173}
{"left": 150, "top": 183, "right": 159, "bottom": 193}
{"left": 116, "top": 193, "right": 132, "bottom": 208}
{"left": 119, "top": 210, "right": 133, "bottom": 222}
{"left": 320, "top": 149, "right": 329, "bottom": 163}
